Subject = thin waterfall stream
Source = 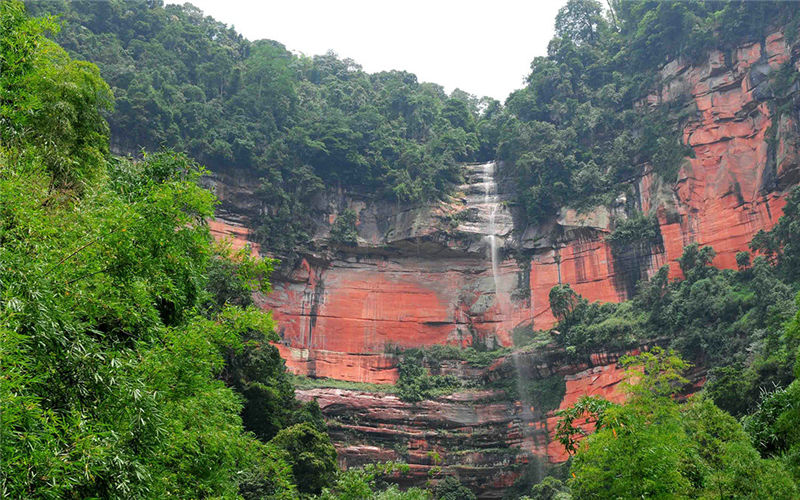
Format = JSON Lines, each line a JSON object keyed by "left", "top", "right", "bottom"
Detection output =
{"left": 481, "top": 161, "right": 502, "bottom": 295}
{"left": 468, "top": 161, "right": 540, "bottom": 470}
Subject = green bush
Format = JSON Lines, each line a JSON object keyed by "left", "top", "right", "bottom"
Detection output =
{"left": 330, "top": 208, "right": 359, "bottom": 246}
{"left": 396, "top": 349, "right": 462, "bottom": 402}
{"left": 269, "top": 423, "right": 338, "bottom": 496}
{"left": 605, "top": 213, "right": 661, "bottom": 249}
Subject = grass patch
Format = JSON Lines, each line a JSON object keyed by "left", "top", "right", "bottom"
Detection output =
{"left": 289, "top": 374, "right": 396, "bottom": 393}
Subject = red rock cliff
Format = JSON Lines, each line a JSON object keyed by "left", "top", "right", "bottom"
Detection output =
{"left": 211, "top": 29, "right": 798, "bottom": 383}
{"left": 294, "top": 348, "right": 637, "bottom": 498}
{"left": 207, "top": 28, "right": 800, "bottom": 497}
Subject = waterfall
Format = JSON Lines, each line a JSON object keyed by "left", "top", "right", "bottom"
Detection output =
{"left": 458, "top": 161, "right": 510, "bottom": 296}
{"left": 458, "top": 163, "right": 539, "bottom": 461}
{"left": 482, "top": 161, "right": 501, "bottom": 295}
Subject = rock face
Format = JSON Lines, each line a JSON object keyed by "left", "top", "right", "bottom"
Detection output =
{"left": 210, "top": 161, "right": 533, "bottom": 384}
{"left": 206, "top": 28, "right": 800, "bottom": 497}
{"left": 212, "top": 29, "right": 799, "bottom": 381}
{"left": 295, "top": 349, "right": 635, "bottom": 498}
{"left": 527, "top": 30, "right": 799, "bottom": 326}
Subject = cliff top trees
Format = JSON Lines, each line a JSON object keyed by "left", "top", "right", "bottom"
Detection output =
{"left": 554, "top": 0, "right": 607, "bottom": 47}
{"left": 500, "top": 0, "right": 798, "bottom": 226}
{"left": 25, "top": 0, "right": 492, "bottom": 254}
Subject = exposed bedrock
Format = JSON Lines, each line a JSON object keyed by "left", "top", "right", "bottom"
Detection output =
{"left": 294, "top": 348, "right": 639, "bottom": 498}
{"left": 206, "top": 27, "right": 800, "bottom": 496}
{"left": 206, "top": 28, "right": 799, "bottom": 381}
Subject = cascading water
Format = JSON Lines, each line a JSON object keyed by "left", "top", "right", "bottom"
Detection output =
{"left": 458, "top": 160, "right": 511, "bottom": 307}
{"left": 461, "top": 162, "right": 540, "bottom": 474}
{"left": 481, "top": 161, "right": 501, "bottom": 294}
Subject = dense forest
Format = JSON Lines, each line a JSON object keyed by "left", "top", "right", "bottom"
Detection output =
{"left": 0, "top": 1, "right": 429, "bottom": 498}
{"left": 4, "top": 0, "right": 800, "bottom": 498}
{"left": 26, "top": 0, "right": 497, "bottom": 254}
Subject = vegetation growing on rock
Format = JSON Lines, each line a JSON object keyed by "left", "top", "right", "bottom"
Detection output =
{"left": 7, "top": 0, "right": 800, "bottom": 498}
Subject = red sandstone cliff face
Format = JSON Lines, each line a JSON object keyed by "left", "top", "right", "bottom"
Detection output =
{"left": 206, "top": 28, "right": 800, "bottom": 497}
{"left": 527, "top": 29, "right": 799, "bottom": 326}
{"left": 210, "top": 29, "right": 799, "bottom": 384}
{"left": 295, "top": 350, "right": 635, "bottom": 497}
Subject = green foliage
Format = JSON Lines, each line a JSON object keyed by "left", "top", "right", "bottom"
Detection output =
{"left": 393, "top": 343, "right": 510, "bottom": 369}
{"left": 0, "top": 144, "right": 288, "bottom": 497}
{"left": 555, "top": 0, "right": 607, "bottom": 47}
{"left": 433, "top": 476, "right": 475, "bottom": 500}
{"left": 554, "top": 396, "right": 618, "bottom": 456}
{"left": 620, "top": 346, "right": 690, "bottom": 398}
{"left": 516, "top": 374, "right": 568, "bottom": 416}
{"left": 705, "top": 364, "right": 757, "bottom": 418}
{"left": 269, "top": 422, "right": 338, "bottom": 496}
{"left": 329, "top": 208, "right": 358, "bottom": 246}
{"left": 0, "top": 6, "right": 334, "bottom": 497}
{"left": 525, "top": 476, "right": 572, "bottom": 500}
{"left": 548, "top": 284, "right": 583, "bottom": 323}
{"left": 560, "top": 351, "right": 798, "bottom": 498}
{"left": 742, "top": 381, "right": 800, "bottom": 459}
{"left": 395, "top": 349, "right": 462, "bottom": 402}
{"left": 751, "top": 186, "right": 800, "bottom": 282}
{"left": 1, "top": 0, "right": 113, "bottom": 190}
{"left": 605, "top": 212, "right": 661, "bottom": 249}
{"left": 318, "top": 462, "right": 428, "bottom": 500}
{"left": 203, "top": 242, "right": 275, "bottom": 311}
{"left": 699, "top": 440, "right": 798, "bottom": 499}
{"left": 237, "top": 444, "right": 297, "bottom": 500}
{"left": 290, "top": 374, "right": 396, "bottom": 393}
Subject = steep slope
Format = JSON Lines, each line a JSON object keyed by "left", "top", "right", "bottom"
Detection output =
{"left": 205, "top": 27, "right": 800, "bottom": 496}
{"left": 212, "top": 27, "right": 799, "bottom": 382}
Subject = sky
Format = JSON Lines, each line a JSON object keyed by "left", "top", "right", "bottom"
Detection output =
{"left": 169, "top": 0, "right": 569, "bottom": 102}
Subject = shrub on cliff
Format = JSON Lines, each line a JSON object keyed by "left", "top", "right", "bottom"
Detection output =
{"left": 751, "top": 186, "right": 800, "bottom": 282}
{"left": 395, "top": 349, "right": 462, "bottom": 402}
{"left": 605, "top": 213, "right": 661, "bottom": 250}
{"left": 329, "top": 208, "right": 359, "bottom": 246}
{"left": 559, "top": 350, "right": 798, "bottom": 498}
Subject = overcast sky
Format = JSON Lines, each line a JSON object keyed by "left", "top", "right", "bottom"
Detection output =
{"left": 170, "top": 0, "right": 569, "bottom": 102}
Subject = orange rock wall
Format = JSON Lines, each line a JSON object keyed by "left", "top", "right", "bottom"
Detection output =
{"left": 262, "top": 255, "right": 533, "bottom": 383}
{"left": 209, "top": 31, "right": 798, "bottom": 381}
{"left": 528, "top": 31, "right": 796, "bottom": 327}
{"left": 208, "top": 218, "right": 261, "bottom": 255}
{"left": 296, "top": 355, "right": 632, "bottom": 497}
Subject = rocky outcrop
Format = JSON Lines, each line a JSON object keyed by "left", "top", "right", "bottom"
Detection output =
{"left": 295, "top": 349, "right": 635, "bottom": 498}
{"left": 205, "top": 27, "right": 800, "bottom": 498}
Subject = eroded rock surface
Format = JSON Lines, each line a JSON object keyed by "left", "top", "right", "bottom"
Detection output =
{"left": 296, "top": 349, "right": 634, "bottom": 498}
{"left": 207, "top": 28, "right": 800, "bottom": 498}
